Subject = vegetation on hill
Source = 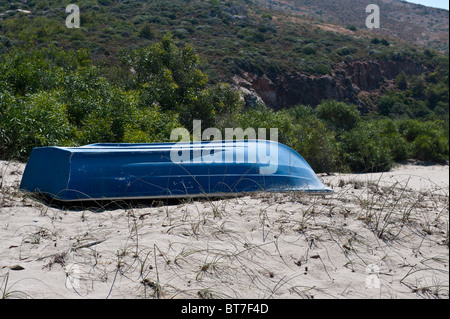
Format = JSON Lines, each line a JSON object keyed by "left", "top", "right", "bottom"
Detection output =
{"left": 0, "top": 0, "right": 448, "bottom": 173}
{"left": 258, "top": 0, "right": 449, "bottom": 52}
{"left": 2, "top": 0, "right": 444, "bottom": 80}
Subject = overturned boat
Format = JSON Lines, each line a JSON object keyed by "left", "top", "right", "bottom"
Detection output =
{"left": 20, "top": 140, "right": 331, "bottom": 201}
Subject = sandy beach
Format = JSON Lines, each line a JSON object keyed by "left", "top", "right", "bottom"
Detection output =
{"left": 0, "top": 160, "right": 448, "bottom": 299}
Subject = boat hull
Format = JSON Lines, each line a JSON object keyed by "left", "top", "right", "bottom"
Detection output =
{"left": 20, "top": 140, "right": 331, "bottom": 201}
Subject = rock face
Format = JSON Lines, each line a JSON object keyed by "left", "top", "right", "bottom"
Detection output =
{"left": 233, "top": 59, "right": 426, "bottom": 110}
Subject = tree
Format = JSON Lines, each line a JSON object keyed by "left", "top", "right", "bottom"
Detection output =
{"left": 395, "top": 71, "right": 408, "bottom": 91}
{"left": 122, "top": 34, "right": 208, "bottom": 110}
{"left": 340, "top": 121, "right": 395, "bottom": 172}
{"left": 139, "top": 23, "right": 155, "bottom": 40}
{"left": 121, "top": 34, "right": 243, "bottom": 130}
{"left": 411, "top": 76, "right": 427, "bottom": 99}
{"left": 315, "top": 100, "right": 360, "bottom": 134}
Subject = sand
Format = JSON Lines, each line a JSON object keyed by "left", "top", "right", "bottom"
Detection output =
{"left": 0, "top": 160, "right": 448, "bottom": 299}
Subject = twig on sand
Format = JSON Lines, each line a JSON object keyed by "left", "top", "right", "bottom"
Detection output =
{"left": 71, "top": 239, "right": 106, "bottom": 251}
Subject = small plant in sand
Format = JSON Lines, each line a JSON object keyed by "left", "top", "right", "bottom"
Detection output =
{"left": 0, "top": 273, "right": 29, "bottom": 299}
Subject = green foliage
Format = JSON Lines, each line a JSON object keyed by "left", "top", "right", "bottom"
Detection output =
{"left": 123, "top": 106, "right": 181, "bottom": 143}
{"left": 340, "top": 118, "right": 448, "bottom": 172}
{"left": 139, "top": 23, "right": 155, "bottom": 40}
{"left": 340, "top": 121, "right": 397, "bottom": 172}
{"left": 336, "top": 46, "right": 357, "bottom": 56}
{"left": 121, "top": 34, "right": 242, "bottom": 131}
{"left": 411, "top": 76, "right": 427, "bottom": 99}
{"left": 0, "top": 47, "right": 91, "bottom": 95}
{"left": 395, "top": 71, "right": 408, "bottom": 90}
{"left": 121, "top": 34, "right": 208, "bottom": 110}
{"left": 310, "top": 63, "right": 332, "bottom": 75}
{"left": 302, "top": 44, "right": 317, "bottom": 55}
{"left": 62, "top": 66, "right": 113, "bottom": 127}
{"left": 398, "top": 120, "right": 449, "bottom": 163}
{"left": 238, "top": 105, "right": 341, "bottom": 173}
{"left": 315, "top": 100, "right": 360, "bottom": 133}
{"left": 0, "top": 38, "right": 245, "bottom": 162}
{"left": 377, "top": 72, "right": 449, "bottom": 121}
{"left": 380, "top": 39, "right": 390, "bottom": 46}
{"left": 0, "top": 90, "right": 75, "bottom": 160}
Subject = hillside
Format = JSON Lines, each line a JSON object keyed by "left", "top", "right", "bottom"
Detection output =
{"left": 0, "top": 0, "right": 449, "bottom": 172}
{"left": 258, "top": 0, "right": 449, "bottom": 52}
{"left": 0, "top": 0, "right": 448, "bottom": 108}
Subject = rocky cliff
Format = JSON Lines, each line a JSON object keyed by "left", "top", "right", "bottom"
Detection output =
{"left": 234, "top": 58, "right": 426, "bottom": 110}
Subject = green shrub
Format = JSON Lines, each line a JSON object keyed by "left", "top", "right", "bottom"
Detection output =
{"left": 76, "top": 88, "right": 134, "bottom": 144}
{"left": 412, "top": 134, "right": 448, "bottom": 163}
{"left": 238, "top": 106, "right": 340, "bottom": 173}
{"left": 341, "top": 118, "right": 448, "bottom": 172}
{"left": 394, "top": 72, "right": 408, "bottom": 91}
{"left": 410, "top": 76, "right": 427, "bottom": 99}
{"left": 426, "top": 83, "right": 448, "bottom": 110}
{"left": 376, "top": 120, "right": 411, "bottom": 162}
{"left": 0, "top": 91, "right": 75, "bottom": 160}
{"left": 398, "top": 120, "right": 449, "bottom": 163}
{"left": 62, "top": 66, "right": 114, "bottom": 126}
{"left": 123, "top": 107, "right": 181, "bottom": 143}
{"left": 121, "top": 34, "right": 209, "bottom": 111}
{"left": 340, "top": 121, "right": 396, "bottom": 172}
{"left": 0, "top": 47, "right": 91, "bottom": 95}
{"left": 315, "top": 100, "right": 360, "bottom": 133}
{"left": 336, "top": 46, "right": 357, "bottom": 56}
{"left": 0, "top": 91, "right": 21, "bottom": 159}
{"left": 302, "top": 44, "right": 317, "bottom": 55}
{"left": 139, "top": 23, "right": 155, "bottom": 39}
{"left": 312, "top": 63, "right": 332, "bottom": 75}
{"left": 287, "top": 105, "right": 315, "bottom": 119}
{"left": 380, "top": 39, "right": 390, "bottom": 46}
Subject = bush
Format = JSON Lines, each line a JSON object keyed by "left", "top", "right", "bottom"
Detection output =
{"left": 412, "top": 134, "right": 448, "bottom": 163}
{"left": 176, "top": 83, "right": 243, "bottom": 131}
{"left": 238, "top": 106, "right": 341, "bottom": 173}
{"left": 121, "top": 35, "right": 243, "bottom": 131}
{"left": 312, "top": 63, "right": 332, "bottom": 75}
{"left": 0, "top": 91, "right": 21, "bottom": 159}
{"left": 121, "top": 34, "right": 209, "bottom": 112}
{"left": 139, "top": 23, "right": 155, "bottom": 39}
{"left": 336, "top": 46, "right": 357, "bottom": 56}
{"left": 302, "top": 44, "right": 317, "bottom": 55}
{"left": 371, "top": 38, "right": 380, "bottom": 44}
{"left": 62, "top": 66, "right": 114, "bottom": 126}
{"left": 0, "top": 91, "right": 75, "bottom": 160}
{"left": 398, "top": 120, "right": 449, "bottom": 163}
{"left": 376, "top": 120, "right": 411, "bottom": 162}
{"left": 76, "top": 88, "right": 135, "bottom": 144}
{"left": 340, "top": 118, "right": 448, "bottom": 172}
{"left": 340, "top": 121, "right": 396, "bottom": 172}
{"left": 0, "top": 47, "right": 91, "bottom": 95}
{"left": 123, "top": 107, "right": 181, "bottom": 143}
{"left": 315, "top": 100, "right": 360, "bottom": 133}
{"left": 395, "top": 71, "right": 408, "bottom": 90}
{"left": 288, "top": 105, "right": 315, "bottom": 119}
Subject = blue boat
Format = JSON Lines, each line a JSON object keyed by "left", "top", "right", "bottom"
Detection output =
{"left": 19, "top": 140, "right": 331, "bottom": 201}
